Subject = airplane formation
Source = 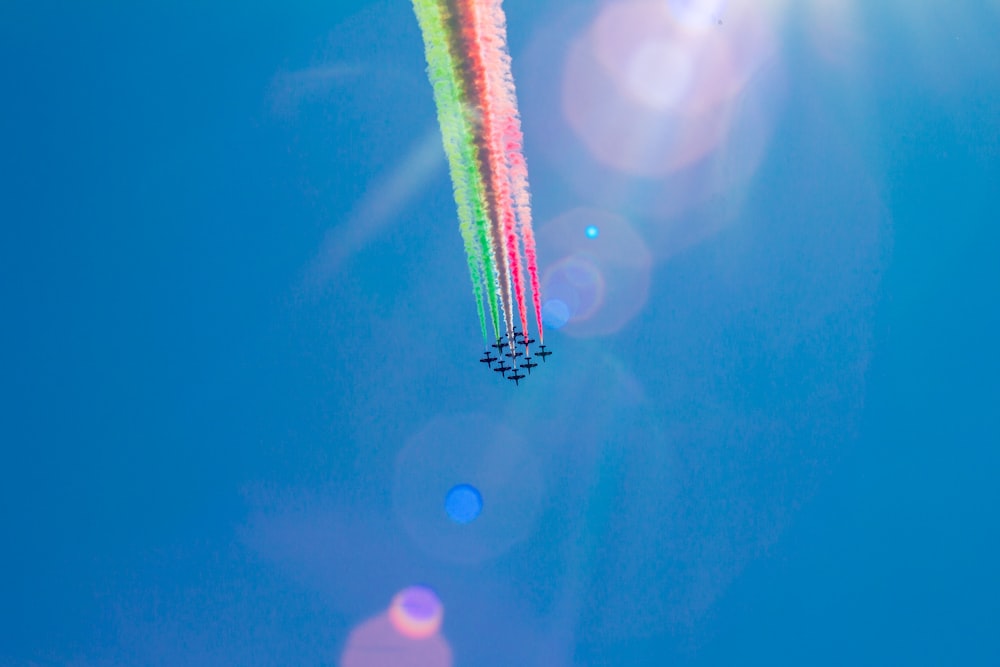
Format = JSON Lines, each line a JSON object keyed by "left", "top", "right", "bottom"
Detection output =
{"left": 479, "top": 328, "right": 552, "bottom": 386}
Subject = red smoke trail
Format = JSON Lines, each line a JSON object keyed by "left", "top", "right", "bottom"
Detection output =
{"left": 467, "top": 0, "right": 531, "bottom": 342}
{"left": 483, "top": 0, "right": 544, "bottom": 343}
{"left": 453, "top": 0, "right": 520, "bottom": 345}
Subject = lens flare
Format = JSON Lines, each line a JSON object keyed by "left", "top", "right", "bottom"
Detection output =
{"left": 445, "top": 483, "right": 483, "bottom": 524}
{"left": 519, "top": 0, "right": 784, "bottom": 256}
{"left": 538, "top": 208, "right": 651, "bottom": 337}
{"left": 388, "top": 586, "right": 445, "bottom": 640}
{"left": 394, "top": 413, "right": 543, "bottom": 564}
{"left": 543, "top": 299, "right": 572, "bottom": 329}
{"left": 341, "top": 603, "right": 452, "bottom": 667}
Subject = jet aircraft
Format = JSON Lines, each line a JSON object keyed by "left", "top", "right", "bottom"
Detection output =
{"left": 479, "top": 351, "right": 498, "bottom": 367}
{"left": 536, "top": 345, "right": 552, "bottom": 361}
{"left": 507, "top": 372, "right": 526, "bottom": 386}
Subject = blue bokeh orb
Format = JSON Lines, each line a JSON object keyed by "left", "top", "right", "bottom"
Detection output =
{"left": 542, "top": 298, "right": 571, "bottom": 329}
{"left": 585, "top": 224, "right": 599, "bottom": 238}
{"left": 445, "top": 484, "right": 483, "bottom": 524}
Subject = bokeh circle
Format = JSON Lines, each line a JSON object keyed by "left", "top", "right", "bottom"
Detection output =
{"left": 444, "top": 484, "right": 483, "bottom": 524}
{"left": 393, "top": 414, "right": 543, "bottom": 564}
{"left": 388, "top": 586, "right": 444, "bottom": 640}
{"left": 538, "top": 208, "right": 652, "bottom": 337}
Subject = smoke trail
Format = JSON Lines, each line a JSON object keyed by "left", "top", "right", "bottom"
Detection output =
{"left": 463, "top": 0, "right": 532, "bottom": 344}
{"left": 483, "top": 0, "right": 545, "bottom": 343}
{"left": 411, "top": 0, "right": 542, "bottom": 350}
{"left": 448, "top": 0, "right": 516, "bottom": 345}
{"left": 412, "top": 0, "right": 499, "bottom": 339}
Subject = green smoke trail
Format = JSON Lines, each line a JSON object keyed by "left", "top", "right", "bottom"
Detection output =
{"left": 411, "top": 0, "right": 500, "bottom": 340}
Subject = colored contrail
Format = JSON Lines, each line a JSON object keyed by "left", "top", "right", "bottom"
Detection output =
{"left": 449, "top": 0, "right": 515, "bottom": 343}
{"left": 411, "top": 0, "right": 499, "bottom": 339}
{"left": 412, "top": 0, "right": 550, "bottom": 380}
{"left": 481, "top": 0, "right": 545, "bottom": 344}
{"left": 460, "top": 0, "right": 532, "bottom": 346}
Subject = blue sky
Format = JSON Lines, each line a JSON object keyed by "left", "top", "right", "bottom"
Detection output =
{"left": 1, "top": 0, "right": 998, "bottom": 665}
